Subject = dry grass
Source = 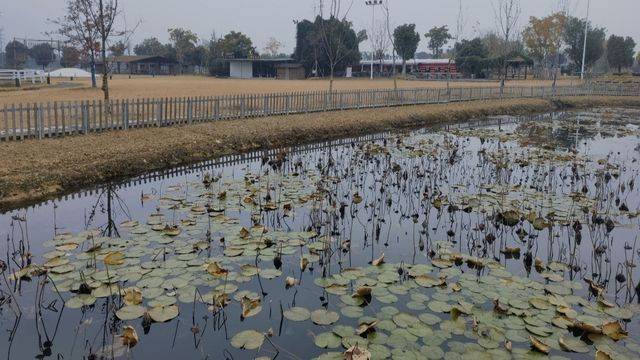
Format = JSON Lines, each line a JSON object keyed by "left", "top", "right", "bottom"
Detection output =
{"left": 1, "top": 95, "right": 638, "bottom": 211}
{"left": 0, "top": 75, "right": 582, "bottom": 106}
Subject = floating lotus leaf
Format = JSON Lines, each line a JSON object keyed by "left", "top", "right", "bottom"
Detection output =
{"left": 428, "top": 301, "right": 452, "bottom": 313}
{"left": 332, "top": 325, "right": 356, "bottom": 338}
{"left": 120, "top": 325, "right": 139, "bottom": 348}
{"left": 161, "top": 225, "right": 181, "bottom": 237}
{"left": 223, "top": 248, "right": 244, "bottom": 257}
{"left": 50, "top": 264, "right": 75, "bottom": 274}
{"left": 315, "top": 332, "right": 342, "bottom": 349}
{"left": 116, "top": 305, "right": 146, "bottom": 320}
{"left": 415, "top": 275, "right": 446, "bottom": 288}
{"left": 148, "top": 305, "right": 179, "bottom": 322}
{"left": 392, "top": 313, "right": 420, "bottom": 328}
{"left": 339, "top": 306, "right": 362, "bottom": 318}
{"left": 418, "top": 313, "right": 441, "bottom": 326}
{"left": 344, "top": 343, "right": 371, "bottom": 360}
{"left": 65, "top": 294, "right": 97, "bottom": 309}
{"left": 341, "top": 336, "right": 369, "bottom": 350}
{"left": 356, "top": 321, "right": 378, "bottom": 336}
{"left": 259, "top": 268, "right": 282, "bottom": 279}
{"left": 240, "top": 296, "right": 262, "bottom": 318}
{"left": 529, "top": 336, "right": 550, "bottom": 354}
{"left": 92, "top": 283, "right": 122, "bottom": 298}
{"left": 371, "top": 254, "right": 385, "bottom": 266}
{"left": 406, "top": 301, "right": 427, "bottom": 311}
{"left": 558, "top": 336, "right": 590, "bottom": 353}
{"left": 230, "top": 329, "right": 264, "bottom": 350}
{"left": 602, "top": 320, "right": 628, "bottom": 340}
{"left": 525, "top": 325, "right": 552, "bottom": 337}
{"left": 44, "top": 256, "right": 70, "bottom": 268}
{"left": 311, "top": 309, "right": 340, "bottom": 325}
{"left": 148, "top": 295, "right": 177, "bottom": 307}
{"left": 283, "top": 307, "right": 311, "bottom": 321}
{"left": 528, "top": 297, "right": 549, "bottom": 310}
{"left": 604, "top": 306, "right": 634, "bottom": 320}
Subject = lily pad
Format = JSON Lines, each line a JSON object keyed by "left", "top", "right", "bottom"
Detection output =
{"left": 311, "top": 309, "right": 340, "bottom": 325}
{"left": 230, "top": 330, "right": 264, "bottom": 350}
{"left": 283, "top": 307, "right": 311, "bottom": 322}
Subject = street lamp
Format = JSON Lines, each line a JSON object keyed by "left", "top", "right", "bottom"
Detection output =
{"left": 365, "top": 0, "right": 383, "bottom": 79}
{"left": 580, "top": 0, "right": 590, "bottom": 80}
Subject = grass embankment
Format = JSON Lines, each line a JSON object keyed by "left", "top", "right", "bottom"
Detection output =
{"left": 1, "top": 96, "right": 639, "bottom": 212}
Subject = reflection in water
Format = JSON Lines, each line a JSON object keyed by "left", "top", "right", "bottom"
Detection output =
{"left": 1, "top": 108, "right": 640, "bottom": 359}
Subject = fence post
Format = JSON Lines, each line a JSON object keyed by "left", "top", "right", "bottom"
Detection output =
{"left": 187, "top": 98, "right": 193, "bottom": 124}
{"left": 123, "top": 101, "right": 130, "bottom": 130}
{"left": 286, "top": 94, "right": 291, "bottom": 115}
{"left": 155, "top": 99, "right": 161, "bottom": 127}
{"left": 34, "top": 103, "right": 41, "bottom": 140}
{"left": 2, "top": 104, "right": 8, "bottom": 141}
{"left": 80, "top": 101, "right": 88, "bottom": 134}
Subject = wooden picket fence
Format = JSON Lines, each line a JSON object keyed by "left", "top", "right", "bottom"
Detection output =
{"left": 1, "top": 82, "right": 639, "bottom": 141}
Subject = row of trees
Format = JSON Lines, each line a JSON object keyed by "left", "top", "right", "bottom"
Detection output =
{"left": 133, "top": 29, "right": 258, "bottom": 75}
{"left": 4, "top": 41, "right": 83, "bottom": 69}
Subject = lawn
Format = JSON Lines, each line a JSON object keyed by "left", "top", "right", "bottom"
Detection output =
{"left": 0, "top": 75, "right": 582, "bottom": 106}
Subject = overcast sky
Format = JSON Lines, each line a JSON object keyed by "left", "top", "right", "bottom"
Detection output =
{"left": 1, "top": 0, "right": 639, "bottom": 54}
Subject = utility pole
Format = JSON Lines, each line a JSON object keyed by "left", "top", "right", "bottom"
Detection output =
{"left": 365, "top": 0, "right": 382, "bottom": 79}
{"left": 580, "top": 0, "right": 590, "bottom": 80}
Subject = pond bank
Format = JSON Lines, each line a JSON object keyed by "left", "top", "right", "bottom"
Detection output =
{"left": 1, "top": 95, "right": 639, "bottom": 212}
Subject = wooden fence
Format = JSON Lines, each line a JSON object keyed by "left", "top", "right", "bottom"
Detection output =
{"left": 1, "top": 83, "right": 639, "bottom": 141}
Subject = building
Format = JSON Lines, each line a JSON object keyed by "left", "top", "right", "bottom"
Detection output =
{"left": 96, "top": 55, "right": 180, "bottom": 75}
{"left": 354, "top": 59, "right": 460, "bottom": 79}
{"left": 227, "top": 58, "right": 298, "bottom": 79}
{"left": 276, "top": 64, "right": 305, "bottom": 80}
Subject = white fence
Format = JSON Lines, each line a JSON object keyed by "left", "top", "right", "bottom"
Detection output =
{"left": 0, "top": 69, "right": 46, "bottom": 84}
{"left": 1, "top": 83, "right": 639, "bottom": 141}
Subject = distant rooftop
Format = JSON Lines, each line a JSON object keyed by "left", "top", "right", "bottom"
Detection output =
{"left": 225, "top": 58, "right": 294, "bottom": 63}
{"left": 359, "top": 59, "right": 454, "bottom": 65}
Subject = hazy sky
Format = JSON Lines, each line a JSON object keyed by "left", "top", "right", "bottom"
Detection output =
{"left": 1, "top": 0, "right": 639, "bottom": 54}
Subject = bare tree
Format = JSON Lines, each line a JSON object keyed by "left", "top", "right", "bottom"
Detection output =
{"left": 264, "top": 37, "right": 284, "bottom": 58}
{"left": 0, "top": 12, "right": 4, "bottom": 61}
{"left": 492, "top": 0, "right": 521, "bottom": 90}
{"left": 316, "top": 0, "right": 359, "bottom": 92}
{"left": 381, "top": 0, "right": 398, "bottom": 90}
{"left": 372, "top": 20, "right": 390, "bottom": 74}
{"left": 80, "top": 0, "right": 124, "bottom": 100}
{"left": 50, "top": 1, "right": 100, "bottom": 88}
{"left": 446, "top": 0, "right": 466, "bottom": 91}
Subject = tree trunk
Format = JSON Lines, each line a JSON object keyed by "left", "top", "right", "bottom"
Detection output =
{"left": 329, "top": 65, "right": 334, "bottom": 93}
{"left": 501, "top": 63, "right": 507, "bottom": 93}
{"left": 101, "top": 41, "right": 109, "bottom": 100}
{"left": 402, "top": 59, "right": 406, "bottom": 75}
{"left": 90, "top": 52, "right": 97, "bottom": 88}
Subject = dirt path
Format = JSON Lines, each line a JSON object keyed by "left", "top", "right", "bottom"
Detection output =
{"left": 1, "top": 96, "right": 639, "bottom": 212}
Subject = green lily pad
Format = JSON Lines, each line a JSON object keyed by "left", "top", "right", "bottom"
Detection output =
{"left": 230, "top": 330, "right": 264, "bottom": 350}
{"left": 116, "top": 305, "right": 146, "bottom": 320}
{"left": 314, "top": 332, "right": 342, "bottom": 349}
{"left": 311, "top": 309, "right": 340, "bottom": 325}
{"left": 148, "top": 304, "right": 179, "bottom": 322}
{"left": 284, "top": 307, "right": 311, "bottom": 322}
{"left": 65, "top": 294, "right": 97, "bottom": 309}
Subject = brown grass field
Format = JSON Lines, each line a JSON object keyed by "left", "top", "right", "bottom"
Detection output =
{"left": 0, "top": 75, "right": 582, "bottom": 106}
{"left": 1, "top": 95, "right": 638, "bottom": 211}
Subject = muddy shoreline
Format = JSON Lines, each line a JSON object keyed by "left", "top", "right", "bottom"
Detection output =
{"left": 1, "top": 96, "right": 639, "bottom": 212}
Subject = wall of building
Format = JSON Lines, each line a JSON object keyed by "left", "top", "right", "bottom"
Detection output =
{"left": 230, "top": 61, "right": 253, "bottom": 79}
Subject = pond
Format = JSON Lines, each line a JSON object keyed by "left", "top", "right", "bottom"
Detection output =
{"left": 1, "top": 108, "right": 639, "bottom": 360}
